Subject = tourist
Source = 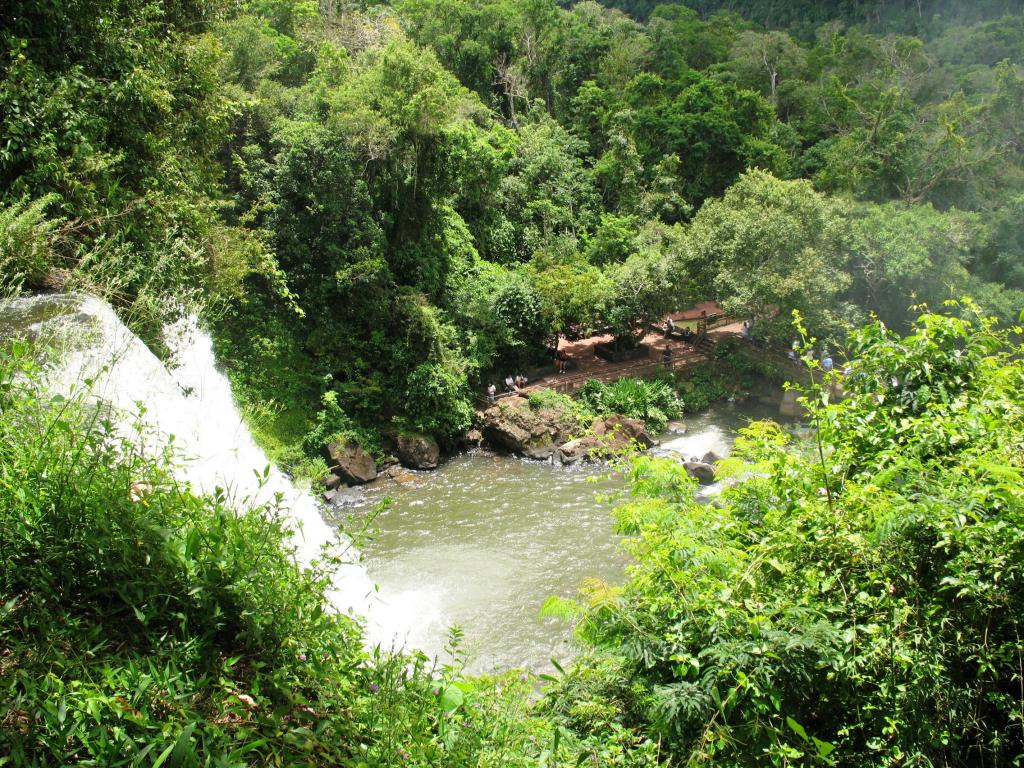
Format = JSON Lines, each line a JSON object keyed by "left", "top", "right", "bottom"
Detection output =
{"left": 486, "top": 383, "right": 497, "bottom": 403}
{"left": 504, "top": 374, "right": 515, "bottom": 392}
{"left": 682, "top": 326, "right": 693, "bottom": 342}
{"left": 662, "top": 345, "right": 674, "bottom": 371}
{"left": 665, "top": 317, "right": 675, "bottom": 337}
{"left": 741, "top": 320, "right": 750, "bottom": 339}
{"left": 822, "top": 352, "right": 834, "bottom": 372}
{"left": 787, "top": 348, "right": 798, "bottom": 362}
{"left": 555, "top": 348, "right": 568, "bottom": 374}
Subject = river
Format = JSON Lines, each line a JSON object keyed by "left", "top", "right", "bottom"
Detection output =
{"left": 0, "top": 292, "right": 788, "bottom": 675}
{"left": 339, "top": 397, "right": 786, "bottom": 675}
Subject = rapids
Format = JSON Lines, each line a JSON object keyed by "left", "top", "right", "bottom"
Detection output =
{"left": 340, "top": 399, "right": 786, "bottom": 674}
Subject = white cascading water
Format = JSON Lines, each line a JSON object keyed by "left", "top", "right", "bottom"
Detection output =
{"left": 0, "top": 292, "right": 385, "bottom": 635}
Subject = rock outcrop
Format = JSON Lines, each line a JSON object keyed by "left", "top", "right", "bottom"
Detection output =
{"left": 396, "top": 432, "right": 440, "bottom": 470}
{"left": 591, "top": 414, "right": 655, "bottom": 448}
{"left": 477, "top": 397, "right": 656, "bottom": 464}
{"left": 479, "top": 396, "right": 578, "bottom": 458}
{"left": 323, "top": 440, "right": 377, "bottom": 485}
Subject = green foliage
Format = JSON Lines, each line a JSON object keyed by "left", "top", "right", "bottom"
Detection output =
{"left": 0, "top": 340, "right": 575, "bottom": 767}
{"left": 849, "top": 201, "right": 979, "bottom": 328}
{"left": 672, "top": 365, "right": 732, "bottom": 412}
{"left": 0, "top": 195, "right": 62, "bottom": 295}
{"left": 557, "top": 308, "right": 1024, "bottom": 765}
{"left": 402, "top": 362, "right": 474, "bottom": 445}
{"left": 687, "top": 169, "right": 853, "bottom": 338}
{"left": 579, "top": 376, "right": 683, "bottom": 432}
{"left": 527, "top": 387, "right": 596, "bottom": 428}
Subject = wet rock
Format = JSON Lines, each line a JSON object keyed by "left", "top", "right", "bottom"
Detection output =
{"left": 591, "top": 414, "right": 654, "bottom": 449}
{"left": 683, "top": 461, "right": 716, "bottom": 485}
{"left": 557, "top": 435, "right": 604, "bottom": 465}
{"left": 779, "top": 389, "right": 806, "bottom": 418}
{"left": 701, "top": 451, "right": 721, "bottom": 465}
{"left": 323, "top": 440, "right": 377, "bottom": 485}
{"left": 323, "top": 488, "right": 338, "bottom": 503}
{"left": 320, "top": 474, "right": 343, "bottom": 491}
{"left": 524, "top": 444, "right": 557, "bottom": 461}
{"left": 556, "top": 417, "right": 654, "bottom": 464}
{"left": 396, "top": 432, "right": 440, "bottom": 470}
{"left": 463, "top": 428, "right": 484, "bottom": 447}
{"left": 666, "top": 421, "right": 688, "bottom": 434}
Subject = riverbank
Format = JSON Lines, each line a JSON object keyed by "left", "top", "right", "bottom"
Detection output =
{"left": 328, "top": 398, "right": 792, "bottom": 675}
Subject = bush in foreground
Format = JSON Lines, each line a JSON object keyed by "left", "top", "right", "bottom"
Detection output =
{"left": 0, "top": 341, "right": 552, "bottom": 766}
{"left": 552, "top": 306, "right": 1024, "bottom": 766}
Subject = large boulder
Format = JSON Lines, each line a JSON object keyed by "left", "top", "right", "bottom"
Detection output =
{"left": 480, "top": 396, "right": 578, "bottom": 458}
{"left": 323, "top": 440, "right": 377, "bottom": 485}
{"left": 683, "top": 461, "right": 716, "bottom": 485}
{"left": 591, "top": 414, "right": 654, "bottom": 449}
{"left": 396, "top": 432, "right": 440, "bottom": 470}
{"left": 557, "top": 416, "right": 655, "bottom": 464}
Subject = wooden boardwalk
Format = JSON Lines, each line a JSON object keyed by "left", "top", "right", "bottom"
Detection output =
{"left": 523, "top": 336, "right": 707, "bottom": 395}
{"left": 479, "top": 303, "right": 757, "bottom": 405}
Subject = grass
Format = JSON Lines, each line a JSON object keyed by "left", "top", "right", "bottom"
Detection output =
{"left": 0, "top": 339, "right": 580, "bottom": 766}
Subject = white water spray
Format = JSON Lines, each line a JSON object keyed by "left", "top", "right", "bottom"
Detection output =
{"left": 0, "top": 292, "right": 380, "bottom": 630}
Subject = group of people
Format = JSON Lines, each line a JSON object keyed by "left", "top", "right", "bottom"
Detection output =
{"left": 664, "top": 317, "right": 696, "bottom": 342}
{"left": 788, "top": 342, "right": 841, "bottom": 373}
{"left": 485, "top": 373, "right": 529, "bottom": 403}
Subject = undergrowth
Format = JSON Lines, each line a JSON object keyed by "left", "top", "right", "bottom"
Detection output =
{"left": 0, "top": 340, "right": 570, "bottom": 767}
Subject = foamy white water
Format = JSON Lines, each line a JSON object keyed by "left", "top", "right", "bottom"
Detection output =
{"left": 0, "top": 293, "right": 382, "bottom": 632}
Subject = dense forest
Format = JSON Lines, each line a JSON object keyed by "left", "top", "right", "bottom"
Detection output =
{"left": 3, "top": 0, "right": 1024, "bottom": 764}
{"left": 3, "top": 0, "right": 1023, "bottom": 468}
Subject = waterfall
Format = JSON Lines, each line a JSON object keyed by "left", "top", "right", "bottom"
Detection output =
{"left": 0, "top": 292, "right": 380, "bottom": 630}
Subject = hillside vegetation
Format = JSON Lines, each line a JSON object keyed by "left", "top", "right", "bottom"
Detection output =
{"left": 3, "top": 0, "right": 1023, "bottom": 461}
{"left": 3, "top": 0, "right": 1024, "bottom": 764}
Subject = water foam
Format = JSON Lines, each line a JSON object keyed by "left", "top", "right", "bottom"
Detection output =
{"left": 1, "top": 292, "right": 380, "bottom": 629}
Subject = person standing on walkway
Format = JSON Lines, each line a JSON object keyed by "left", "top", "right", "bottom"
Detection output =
{"left": 663, "top": 344, "right": 674, "bottom": 371}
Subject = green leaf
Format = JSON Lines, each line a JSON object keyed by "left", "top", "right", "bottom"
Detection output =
{"left": 813, "top": 736, "right": 836, "bottom": 758}
{"left": 439, "top": 685, "right": 464, "bottom": 713}
{"left": 786, "top": 716, "right": 809, "bottom": 743}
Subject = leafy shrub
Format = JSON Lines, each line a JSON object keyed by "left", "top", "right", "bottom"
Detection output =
{"left": 579, "top": 376, "right": 683, "bottom": 433}
{"left": 0, "top": 195, "right": 62, "bottom": 294}
{"left": 401, "top": 361, "right": 474, "bottom": 446}
{"left": 713, "top": 336, "right": 787, "bottom": 384}
{"left": 670, "top": 366, "right": 731, "bottom": 413}
{"left": 0, "top": 340, "right": 572, "bottom": 767}
{"left": 527, "top": 387, "right": 596, "bottom": 427}
{"left": 558, "top": 308, "right": 1024, "bottom": 766}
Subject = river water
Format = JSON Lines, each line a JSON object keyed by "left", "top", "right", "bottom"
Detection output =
{"left": 342, "top": 397, "right": 786, "bottom": 675}
{"left": 0, "top": 292, "right": 788, "bottom": 675}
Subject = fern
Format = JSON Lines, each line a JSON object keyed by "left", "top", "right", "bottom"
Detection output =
{"left": 0, "top": 194, "right": 63, "bottom": 294}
